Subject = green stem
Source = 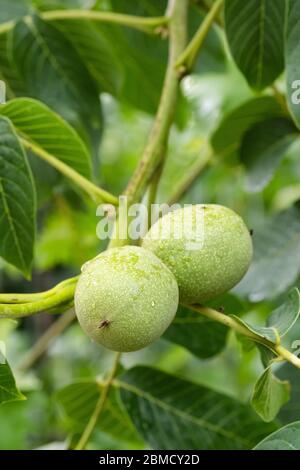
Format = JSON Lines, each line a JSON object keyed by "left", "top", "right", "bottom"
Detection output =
{"left": 275, "top": 345, "right": 300, "bottom": 369}
{"left": 75, "top": 352, "right": 121, "bottom": 450}
{"left": 146, "top": 160, "right": 165, "bottom": 229}
{"left": 43, "top": 10, "right": 168, "bottom": 33}
{"left": 124, "top": 0, "right": 189, "bottom": 207}
{"left": 75, "top": 3, "right": 188, "bottom": 450}
{"left": 0, "top": 278, "right": 78, "bottom": 318}
{"left": 21, "top": 138, "right": 118, "bottom": 206}
{"left": 188, "top": 305, "right": 300, "bottom": 369}
{"left": 192, "top": 0, "right": 224, "bottom": 27}
{"left": 108, "top": 0, "right": 189, "bottom": 249}
{"left": 18, "top": 308, "right": 76, "bottom": 371}
{"left": 0, "top": 292, "right": 51, "bottom": 304}
{"left": 0, "top": 12, "right": 168, "bottom": 36}
{"left": 0, "top": 276, "right": 78, "bottom": 304}
{"left": 176, "top": 0, "right": 224, "bottom": 74}
{"left": 271, "top": 85, "right": 289, "bottom": 116}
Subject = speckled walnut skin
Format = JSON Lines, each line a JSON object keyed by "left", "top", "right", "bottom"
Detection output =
{"left": 75, "top": 246, "right": 179, "bottom": 352}
{"left": 142, "top": 205, "right": 253, "bottom": 304}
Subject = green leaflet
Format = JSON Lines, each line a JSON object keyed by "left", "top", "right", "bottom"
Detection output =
{"left": 0, "top": 115, "right": 36, "bottom": 277}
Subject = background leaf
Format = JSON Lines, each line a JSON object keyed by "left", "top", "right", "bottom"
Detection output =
{"left": 163, "top": 305, "right": 228, "bottom": 359}
{"left": 286, "top": 0, "right": 300, "bottom": 130}
{"left": 251, "top": 366, "right": 290, "bottom": 422}
{"left": 211, "top": 97, "right": 283, "bottom": 157}
{"left": 0, "top": 33, "right": 25, "bottom": 98}
{"left": 0, "top": 0, "right": 30, "bottom": 23}
{"left": 267, "top": 288, "right": 300, "bottom": 338}
{"left": 240, "top": 118, "right": 298, "bottom": 192}
{"left": 0, "top": 116, "right": 36, "bottom": 277}
{"left": 93, "top": 0, "right": 225, "bottom": 117}
{"left": 50, "top": 19, "right": 122, "bottom": 96}
{"left": 254, "top": 422, "right": 300, "bottom": 450}
{"left": 225, "top": 0, "right": 286, "bottom": 90}
{"left": 277, "top": 362, "right": 300, "bottom": 425}
{"left": 0, "top": 98, "right": 92, "bottom": 179}
{"left": 10, "top": 15, "right": 102, "bottom": 155}
{"left": 56, "top": 380, "right": 143, "bottom": 446}
{"left": 236, "top": 207, "right": 300, "bottom": 301}
{"left": 118, "top": 366, "right": 277, "bottom": 450}
{"left": 97, "top": 0, "right": 168, "bottom": 116}
{"left": 0, "top": 351, "right": 25, "bottom": 405}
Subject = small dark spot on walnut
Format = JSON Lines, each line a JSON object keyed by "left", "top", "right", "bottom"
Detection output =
{"left": 98, "top": 320, "right": 111, "bottom": 329}
{"left": 250, "top": 229, "right": 254, "bottom": 236}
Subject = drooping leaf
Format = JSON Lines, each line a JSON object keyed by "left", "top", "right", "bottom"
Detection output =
{"left": 211, "top": 97, "right": 283, "bottom": 157}
{"left": 164, "top": 305, "right": 228, "bottom": 359}
{"left": 118, "top": 366, "right": 277, "bottom": 450}
{"left": 267, "top": 288, "right": 300, "bottom": 338}
{"left": 0, "top": 349, "right": 25, "bottom": 405}
{"left": 277, "top": 362, "right": 300, "bottom": 425}
{"left": 10, "top": 15, "right": 102, "bottom": 155}
{"left": 0, "top": 33, "right": 25, "bottom": 98}
{"left": 251, "top": 366, "right": 290, "bottom": 422}
{"left": 225, "top": 0, "right": 286, "bottom": 90}
{"left": 240, "top": 118, "right": 298, "bottom": 192}
{"left": 254, "top": 422, "right": 300, "bottom": 450}
{"left": 0, "top": 116, "right": 36, "bottom": 277}
{"left": 286, "top": 0, "right": 300, "bottom": 130}
{"left": 258, "top": 345, "right": 277, "bottom": 368}
{"left": 236, "top": 207, "right": 300, "bottom": 301}
{"left": 232, "top": 289, "right": 300, "bottom": 344}
{"left": 233, "top": 316, "right": 279, "bottom": 344}
{"left": 0, "top": 98, "right": 92, "bottom": 179}
{"left": 50, "top": 19, "right": 122, "bottom": 96}
{"left": 56, "top": 381, "right": 142, "bottom": 445}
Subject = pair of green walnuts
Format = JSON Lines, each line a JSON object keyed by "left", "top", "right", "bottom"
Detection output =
{"left": 75, "top": 205, "right": 253, "bottom": 352}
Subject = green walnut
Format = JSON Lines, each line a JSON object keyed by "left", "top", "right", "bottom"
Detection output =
{"left": 74, "top": 246, "right": 179, "bottom": 352}
{"left": 142, "top": 204, "right": 253, "bottom": 304}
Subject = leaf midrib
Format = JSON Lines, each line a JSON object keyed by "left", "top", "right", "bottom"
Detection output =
{"left": 0, "top": 176, "right": 25, "bottom": 271}
{"left": 256, "top": 0, "right": 266, "bottom": 88}
{"left": 115, "top": 379, "right": 252, "bottom": 449}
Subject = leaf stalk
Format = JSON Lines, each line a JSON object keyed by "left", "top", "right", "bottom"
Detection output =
{"left": 176, "top": 0, "right": 224, "bottom": 74}
{"left": 21, "top": 138, "right": 118, "bottom": 206}
{"left": 75, "top": 352, "right": 121, "bottom": 450}
{"left": 189, "top": 305, "right": 300, "bottom": 369}
{"left": 0, "top": 12, "right": 168, "bottom": 36}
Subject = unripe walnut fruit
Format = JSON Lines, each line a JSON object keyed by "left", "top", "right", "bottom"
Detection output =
{"left": 142, "top": 204, "right": 253, "bottom": 304}
{"left": 74, "top": 246, "right": 179, "bottom": 352}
